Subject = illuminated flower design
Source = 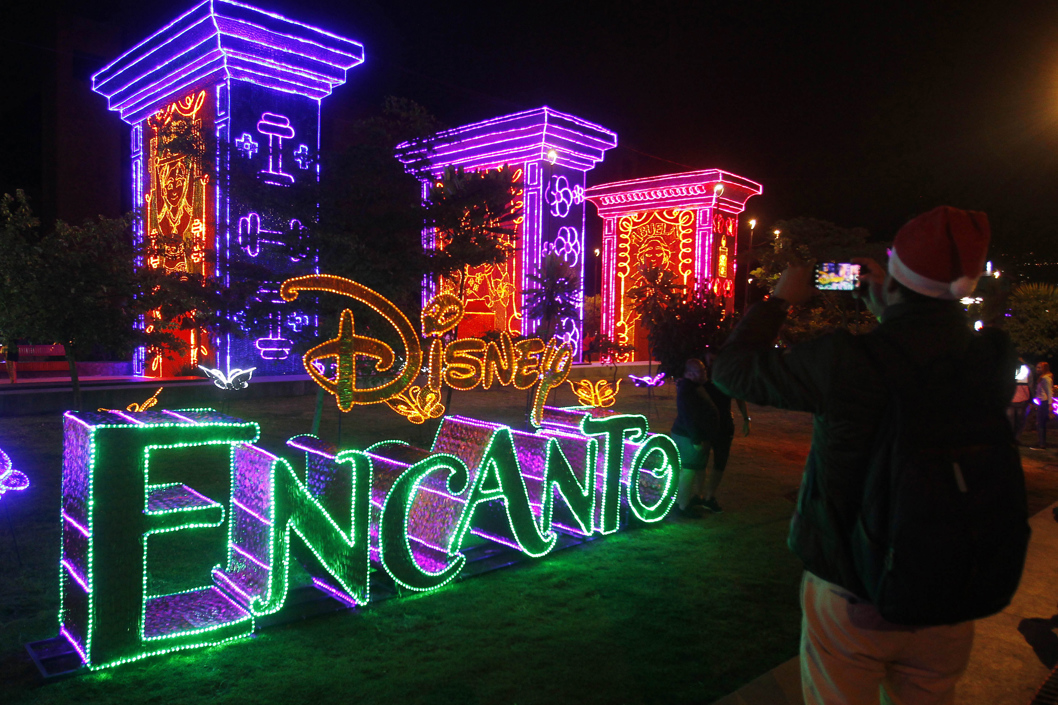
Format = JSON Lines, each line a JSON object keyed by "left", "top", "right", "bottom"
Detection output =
{"left": 544, "top": 226, "right": 582, "bottom": 268}
{"left": 545, "top": 175, "right": 583, "bottom": 218}
{"left": 385, "top": 385, "right": 446, "bottom": 425}
{"left": 0, "top": 448, "right": 29, "bottom": 498}
{"left": 567, "top": 378, "right": 622, "bottom": 408}
{"left": 554, "top": 317, "right": 581, "bottom": 354}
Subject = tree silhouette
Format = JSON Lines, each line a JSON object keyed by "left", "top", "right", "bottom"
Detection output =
{"left": 627, "top": 264, "right": 685, "bottom": 366}
{"left": 1006, "top": 283, "right": 1058, "bottom": 359}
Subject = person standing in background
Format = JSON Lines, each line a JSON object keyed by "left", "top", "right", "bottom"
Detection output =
{"left": 1009, "top": 358, "right": 1032, "bottom": 442}
{"left": 671, "top": 358, "right": 718, "bottom": 517}
{"left": 699, "top": 353, "right": 751, "bottom": 513}
{"left": 3, "top": 336, "right": 18, "bottom": 384}
{"left": 1030, "top": 361, "right": 1053, "bottom": 450}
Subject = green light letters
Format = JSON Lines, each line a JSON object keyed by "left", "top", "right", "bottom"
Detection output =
{"left": 59, "top": 407, "right": 678, "bottom": 670}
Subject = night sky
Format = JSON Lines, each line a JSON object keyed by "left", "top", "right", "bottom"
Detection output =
{"left": 4, "top": 0, "right": 1058, "bottom": 261}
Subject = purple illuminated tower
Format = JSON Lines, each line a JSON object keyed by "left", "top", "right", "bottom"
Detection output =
{"left": 396, "top": 108, "right": 617, "bottom": 357}
{"left": 91, "top": 0, "right": 363, "bottom": 377}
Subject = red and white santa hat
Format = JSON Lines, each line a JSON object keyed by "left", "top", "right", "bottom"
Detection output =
{"left": 888, "top": 206, "right": 990, "bottom": 300}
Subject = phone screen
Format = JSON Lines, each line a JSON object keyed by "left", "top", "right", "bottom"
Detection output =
{"left": 814, "top": 262, "right": 861, "bottom": 291}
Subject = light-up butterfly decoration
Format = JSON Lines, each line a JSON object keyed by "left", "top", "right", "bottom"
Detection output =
{"left": 199, "top": 366, "right": 256, "bottom": 391}
{"left": 385, "top": 385, "right": 445, "bottom": 425}
{"left": 628, "top": 372, "right": 666, "bottom": 388}
{"left": 567, "top": 379, "right": 622, "bottom": 408}
{"left": 0, "top": 448, "right": 29, "bottom": 499}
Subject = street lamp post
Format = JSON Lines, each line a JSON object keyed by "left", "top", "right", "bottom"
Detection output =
{"left": 740, "top": 219, "right": 757, "bottom": 313}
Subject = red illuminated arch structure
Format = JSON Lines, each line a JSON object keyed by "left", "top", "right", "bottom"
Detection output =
{"left": 585, "top": 170, "right": 761, "bottom": 362}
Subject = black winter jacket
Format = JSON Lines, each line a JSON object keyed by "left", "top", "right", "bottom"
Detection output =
{"left": 713, "top": 297, "right": 1015, "bottom": 597}
{"left": 671, "top": 378, "right": 720, "bottom": 444}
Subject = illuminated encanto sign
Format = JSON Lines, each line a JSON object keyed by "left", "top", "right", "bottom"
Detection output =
{"left": 57, "top": 403, "right": 680, "bottom": 670}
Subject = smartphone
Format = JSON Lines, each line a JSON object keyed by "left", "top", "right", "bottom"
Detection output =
{"left": 814, "top": 262, "right": 861, "bottom": 291}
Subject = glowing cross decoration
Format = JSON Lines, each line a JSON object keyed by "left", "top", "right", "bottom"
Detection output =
{"left": 234, "top": 133, "right": 259, "bottom": 159}
{"left": 293, "top": 144, "right": 313, "bottom": 169}
{"left": 0, "top": 448, "right": 29, "bottom": 499}
{"left": 257, "top": 113, "right": 295, "bottom": 186}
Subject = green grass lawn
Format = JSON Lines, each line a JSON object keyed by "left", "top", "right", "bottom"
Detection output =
{"left": 1, "top": 383, "right": 810, "bottom": 704}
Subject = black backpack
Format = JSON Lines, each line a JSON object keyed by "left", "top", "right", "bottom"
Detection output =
{"left": 851, "top": 329, "right": 1030, "bottom": 626}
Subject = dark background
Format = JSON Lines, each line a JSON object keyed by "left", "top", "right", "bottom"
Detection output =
{"left": 3, "top": 0, "right": 1057, "bottom": 268}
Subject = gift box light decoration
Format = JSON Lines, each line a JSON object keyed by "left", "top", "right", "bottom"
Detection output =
{"left": 396, "top": 108, "right": 617, "bottom": 358}
{"left": 91, "top": 0, "right": 364, "bottom": 377}
{"left": 57, "top": 403, "right": 679, "bottom": 670}
{"left": 585, "top": 171, "right": 762, "bottom": 361}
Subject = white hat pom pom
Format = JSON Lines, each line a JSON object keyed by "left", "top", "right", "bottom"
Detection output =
{"left": 949, "top": 276, "right": 978, "bottom": 298}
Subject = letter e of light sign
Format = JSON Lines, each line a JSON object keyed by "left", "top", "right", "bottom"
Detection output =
{"left": 59, "top": 410, "right": 259, "bottom": 669}
{"left": 59, "top": 408, "right": 377, "bottom": 670}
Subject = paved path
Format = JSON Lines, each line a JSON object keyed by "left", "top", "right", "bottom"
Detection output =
{"left": 712, "top": 498, "right": 1058, "bottom": 704}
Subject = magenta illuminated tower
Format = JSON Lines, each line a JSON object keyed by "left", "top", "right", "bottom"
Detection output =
{"left": 585, "top": 171, "right": 762, "bottom": 361}
{"left": 396, "top": 108, "right": 617, "bottom": 357}
{"left": 91, "top": 0, "right": 363, "bottom": 377}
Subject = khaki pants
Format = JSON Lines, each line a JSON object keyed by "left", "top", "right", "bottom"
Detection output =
{"left": 800, "top": 572, "right": 974, "bottom": 705}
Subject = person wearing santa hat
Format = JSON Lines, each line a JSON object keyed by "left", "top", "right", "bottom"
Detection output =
{"left": 712, "top": 206, "right": 1025, "bottom": 704}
